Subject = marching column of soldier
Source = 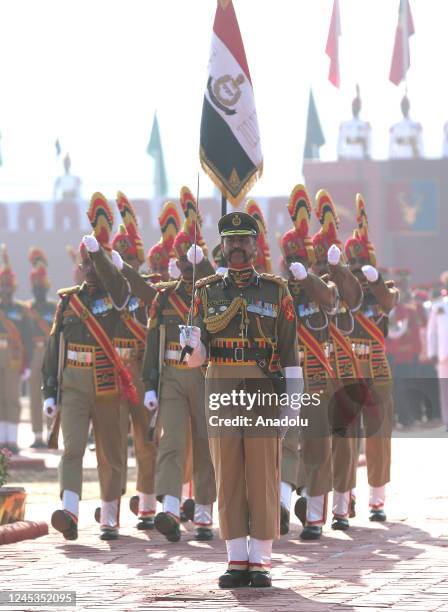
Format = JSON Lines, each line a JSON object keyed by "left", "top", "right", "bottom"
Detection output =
{"left": 3, "top": 183, "right": 445, "bottom": 587}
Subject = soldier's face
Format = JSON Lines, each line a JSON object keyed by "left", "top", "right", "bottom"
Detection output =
{"left": 176, "top": 255, "right": 193, "bottom": 280}
{"left": 222, "top": 236, "right": 256, "bottom": 266}
{"left": 124, "top": 254, "right": 140, "bottom": 272}
{"left": 80, "top": 258, "right": 99, "bottom": 285}
{"left": 313, "top": 259, "right": 328, "bottom": 277}
{"left": 348, "top": 256, "right": 369, "bottom": 278}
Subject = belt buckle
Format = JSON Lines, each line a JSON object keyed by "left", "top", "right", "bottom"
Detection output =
{"left": 234, "top": 347, "right": 244, "bottom": 362}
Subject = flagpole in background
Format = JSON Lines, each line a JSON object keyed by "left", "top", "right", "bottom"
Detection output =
{"left": 389, "top": 0, "right": 415, "bottom": 87}
{"left": 200, "top": 0, "right": 262, "bottom": 213}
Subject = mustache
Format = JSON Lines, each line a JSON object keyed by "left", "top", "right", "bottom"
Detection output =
{"left": 229, "top": 248, "right": 248, "bottom": 259}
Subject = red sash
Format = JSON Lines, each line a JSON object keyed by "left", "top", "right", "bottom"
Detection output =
{"left": 69, "top": 294, "right": 139, "bottom": 404}
{"left": 28, "top": 307, "right": 51, "bottom": 338}
{"left": 355, "top": 312, "right": 386, "bottom": 349}
{"left": 168, "top": 292, "right": 190, "bottom": 322}
{"left": 120, "top": 311, "right": 146, "bottom": 344}
{"left": 298, "top": 325, "right": 335, "bottom": 379}
{"left": 329, "top": 322, "right": 363, "bottom": 379}
{"left": 0, "top": 309, "right": 24, "bottom": 368}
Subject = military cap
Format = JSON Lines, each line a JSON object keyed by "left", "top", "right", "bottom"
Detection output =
{"left": 218, "top": 212, "right": 259, "bottom": 237}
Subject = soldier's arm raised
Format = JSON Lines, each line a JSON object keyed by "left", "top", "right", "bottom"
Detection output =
{"left": 120, "top": 264, "right": 158, "bottom": 304}
{"left": 329, "top": 263, "right": 363, "bottom": 311}
{"left": 299, "top": 272, "right": 337, "bottom": 313}
{"left": 362, "top": 268, "right": 400, "bottom": 314}
{"left": 89, "top": 248, "right": 130, "bottom": 309}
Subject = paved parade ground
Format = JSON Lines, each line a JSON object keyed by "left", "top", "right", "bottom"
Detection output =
{"left": 2, "top": 414, "right": 448, "bottom": 612}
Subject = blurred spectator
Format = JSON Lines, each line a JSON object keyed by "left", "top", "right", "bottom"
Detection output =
{"left": 53, "top": 154, "right": 82, "bottom": 202}
{"left": 337, "top": 85, "right": 371, "bottom": 160}
{"left": 389, "top": 95, "right": 423, "bottom": 159}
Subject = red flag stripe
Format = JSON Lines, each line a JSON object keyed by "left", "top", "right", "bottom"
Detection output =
{"left": 213, "top": 1, "right": 251, "bottom": 83}
{"left": 325, "top": 0, "right": 340, "bottom": 88}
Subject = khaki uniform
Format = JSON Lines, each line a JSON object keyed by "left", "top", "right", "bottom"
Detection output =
{"left": 194, "top": 269, "right": 298, "bottom": 542}
{"left": 28, "top": 300, "right": 56, "bottom": 434}
{"left": 0, "top": 300, "right": 32, "bottom": 426}
{"left": 42, "top": 281, "right": 129, "bottom": 502}
{"left": 143, "top": 279, "right": 216, "bottom": 507}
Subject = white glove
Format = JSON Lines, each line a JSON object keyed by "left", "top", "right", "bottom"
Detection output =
{"left": 327, "top": 244, "right": 341, "bottom": 266}
{"left": 179, "top": 325, "right": 201, "bottom": 350}
{"left": 21, "top": 367, "right": 31, "bottom": 382}
{"left": 43, "top": 397, "right": 59, "bottom": 418}
{"left": 216, "top": 266, "right": 228, "bottom": 276}
{"left": 289, "top": 262, "right": 307, "bottom": 280}
{"left": 144, "top": 390, "right": 159, "bottom": 412}
{"left": 187, "top": 245, "right": 204, "bottom": 265}
{"left": 361, "top": 265, "right": 379, "bottom": 283}
{"left": 168, "top": 258, "right": 181, "bottom": 279}
{"left": 111, "top": 250, "right": 124, "bottom": 270}
{"left": 82, "top": 234, "right": 99, "bottom": 253}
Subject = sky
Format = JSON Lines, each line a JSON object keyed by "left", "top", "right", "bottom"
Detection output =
{"left": 0, "top": 0, "right": 446, "bottom": 201}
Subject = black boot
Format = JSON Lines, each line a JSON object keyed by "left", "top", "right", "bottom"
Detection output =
{"left": 300, "top": 525, "right": 322, "bottom": 540}
{"left": 181, "top": 498, "right": 195, "bottom": 523}
{"left": 331, "top": 517, "right": 349, "bottom": 531}
{"left": 280, "top": 505, "right": 290, "bottom": 535}
{"left": 294, "top": 496, "right": 307, "bottom": 526}
{"left": 250, "top": 571, "right": 272, "bottom": 588}
{"left": 137, "top": 516, "right": 155, "bottom": 530}
{"left": 51, "top": 509, "right": 78, "bottom": 541}
{"left": 154, "top": 512, "right": 181, "bottom": 542}
{"left": 218, "top": 570, "right": 250, "bottom": 588}
{"left": 194, "top": 527, "right": 213, "bottom": 541}
{"left": 129, "top": 495, "right": 139, "bottom": 516}
{"left": 100, "top": 527, "right": 119, "bottom": 540}
{"left": 369, "top": 508, "right": 387, "bottom": 522}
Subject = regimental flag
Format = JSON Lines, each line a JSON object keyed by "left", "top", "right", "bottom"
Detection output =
{"left": 325, "top": 0, "right": 341, "bottom": 88}
{"left": 146, "top": 112, "right": 168, "bottom": 197}
{"left": 389, "top": 0, "right": 415, "bottom": 86}
{"left": 200, "top": 0, "right": 263, "bottom": 208}
{"left": 303, "top": 90, "right": 326, "bottom": 160}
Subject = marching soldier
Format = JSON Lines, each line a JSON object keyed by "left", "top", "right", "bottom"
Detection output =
{"left": 280, "top": 186, "right": 337, "bottom": 541}
{"left": 389, "top": 95, "right": 423, "bottom": 159}
{"left": 344, "top": 194, "right": 399, "bottom": 520}
{"left": 427, "top": 272, "right": 448, "bottom": 430}
{"left": 182, "top": 211, "right": 301, "bottom": 588}
{"left": 0, "top": 245, "right": 32, "bottom": 454}
{"left": 337, "top": 86, "right": 371, "bottom": 160}
{"left": 27, "top": 248, "right": 56, "bottom": 448}
{"left": 43, "top": 194, "right": 136, "bottom": 541}
{"left": 146, "top": 200, "right": 183, "bottom": 282}
{"left": 107, "top": 192, "right": 158, "bottom": 529}
{"left": 311, "top": 190, "right": 363, "bottom": 529}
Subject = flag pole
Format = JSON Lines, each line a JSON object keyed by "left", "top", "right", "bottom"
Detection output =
{"left": 221, "top": 194, "right": 227, "bottom": 216}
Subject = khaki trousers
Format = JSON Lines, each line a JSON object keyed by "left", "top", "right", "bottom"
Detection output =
{"left": 120, "top": 359, "right": 157, "bottom": 494}
{"left": 206, "top": 364, "right": 280, "bottom": 541}
{"left": 281, "top": 427, "right": 301, "bottom": 489}
{"left": 59, "top": 365, "right": 125, "bottom": 501}
{"left": 360, "top": 362, "right": 393, "bottom": 488}
{"left": 0, "top": 347, "right": 21, "bottom": 424}
{"left": 30, "top": 344, "right": 45, "bottom": 433}
{"left": 155, "top": 365, "right": 216, "bottom": 505}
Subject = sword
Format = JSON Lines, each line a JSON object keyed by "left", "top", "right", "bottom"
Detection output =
{"left": 180, "top": 173, "right": 200, "bottom": 363}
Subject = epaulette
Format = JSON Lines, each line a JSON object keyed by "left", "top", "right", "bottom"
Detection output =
{"left": 320, "top": 273, "right": 331, "bottom": 283}
{"left": 57, "top": 285, "right": 81, "bottom": 297}
{"left": 195, "top": 274, "right": 223, "bottom": 289}
{"left": 259, "top": 273, "right": 288, "bottom": 288}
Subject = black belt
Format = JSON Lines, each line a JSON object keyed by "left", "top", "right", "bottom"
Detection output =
{"left": 210, "top": 346, "right": 271, "bottom": 363}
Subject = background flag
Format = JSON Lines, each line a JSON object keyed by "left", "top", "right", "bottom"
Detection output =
{"left": 326, "top": 0, "right": 341, "bottom": 88}
{"left": 200, "top": 0, "right": 262, "bottom": 208}
{"left": 389, "top": 0, "right": 415, "bottom": 86}
{"left": 303, "top": 90, "right": 326, "bottom": 160}
{"left": 146, "top": 112, "right": 168, "bottom": 197}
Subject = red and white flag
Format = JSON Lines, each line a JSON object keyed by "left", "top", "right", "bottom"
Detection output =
{"left": 200, "top": 0, "right": 263, "bottom": 208}
{"left": 325, "top": 0, "right": 341, "bottom": 88}
{"left": 389, "top": 0, "right": 415, "bottom": 86}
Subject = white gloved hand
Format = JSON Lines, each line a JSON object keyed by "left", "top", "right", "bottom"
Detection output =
{"left": 289, "top": 262, "right": 307, "bottom": 280}
{"left": 361, "top": 265, "right": 379, "bottom": 283}
{"left": 168, "top": 258, "right": 181, "bottom": 279}
{"left": 111, "top": 250, "right": 124, "bottom": 270}
{"left": 21, "top": 367, "right": 31, "bottom": 382}
{"left": 179, "top": 325, "right": 201, "bottom": 349}
{"left": 187, "top": 245, "right": 204, "bottom": 265}
{"left": 43, "top": 397, "right": 59, "bottom": 418}
{"left": 327, "top": 244, "right": 341, "bottom": 266}
{"left": 144, "top": 390, "right": 159, "bottom": 412}
{"left": 82, "top": 234, "right": 99, "bottom": 253}
{"left": 216, "top": 266, "right": 228, "bottom": 276}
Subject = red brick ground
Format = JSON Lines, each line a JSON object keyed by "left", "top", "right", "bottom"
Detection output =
{"left": 1, "top": 435, "right": 447, "bottom": 611}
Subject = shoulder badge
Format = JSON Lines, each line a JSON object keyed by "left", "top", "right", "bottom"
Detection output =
{"left": 195, "top": 274, "right": 223, "bottom": 289}
{"left": 259, "top": 273, "right": 287, "bottom": 288}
